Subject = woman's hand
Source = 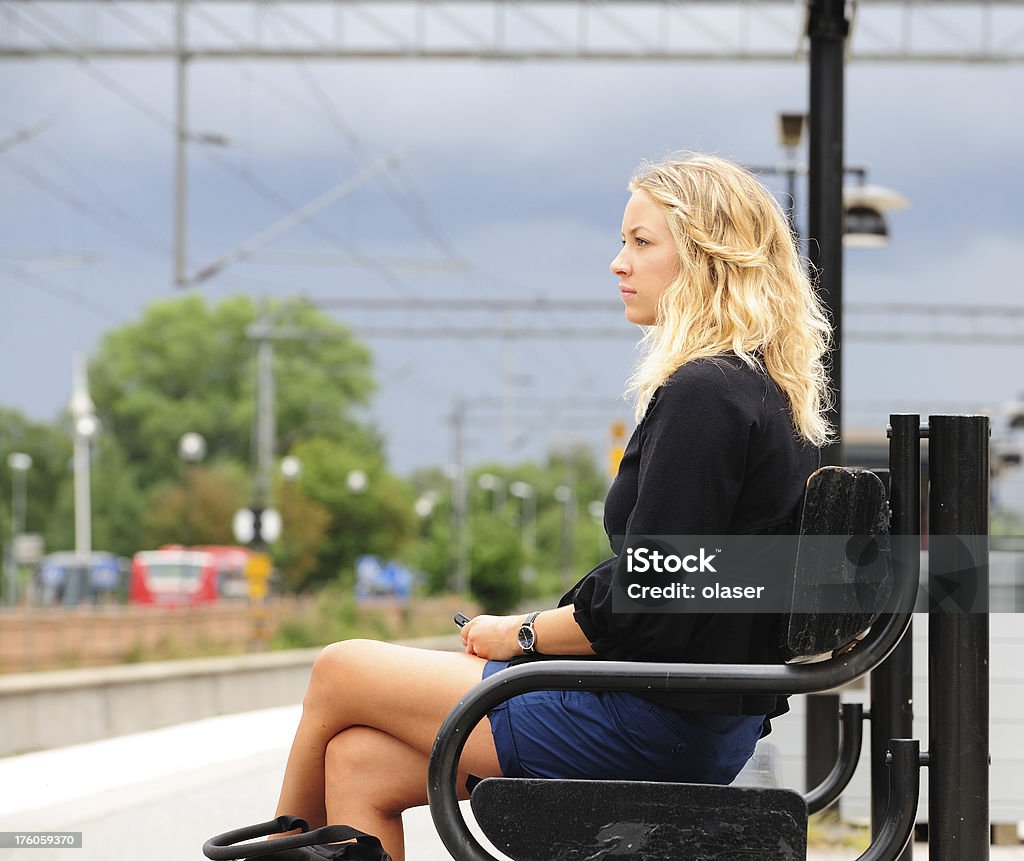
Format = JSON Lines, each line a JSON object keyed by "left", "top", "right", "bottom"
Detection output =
{"left": 461, "top": 614, "right": 525, "bottom": 661}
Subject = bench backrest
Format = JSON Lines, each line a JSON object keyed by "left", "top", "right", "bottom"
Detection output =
{"left": 779, "top": 466, "right": 892, "bottom": 662}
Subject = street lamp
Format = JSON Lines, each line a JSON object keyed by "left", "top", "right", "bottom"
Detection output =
{"left": 477, "top": 472, "right": 506, "bottom": 515}
{"left": 6, "top": 452, "right": 31, "bottom": 605}
{"left": 752, "top": 114, "right": 911, "bottom": 251}
{"left": 346, "top": 469, "right": 368, "bottom": 494}
{"left": 509, "top": 481, "right": 536, "bottom": 583}
{"left": 415, "top": 490, "right": 439, "bottom": 520}
{"left": 178, "top": 432, "right": 206, "bottom": 546}
{"left": 841, "top": 182, "right": 912, "bottom": 248}
{"left": 280, "top": 455, "right": 302, "bottom": 482}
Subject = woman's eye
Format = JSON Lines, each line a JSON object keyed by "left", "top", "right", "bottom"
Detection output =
{"left": 635, "top": 237, "right": 650, "bottom": 246}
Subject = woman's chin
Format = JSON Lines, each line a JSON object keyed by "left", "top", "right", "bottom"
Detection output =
{"left": 625, "top": 309, "right": 655, "bottom": 327}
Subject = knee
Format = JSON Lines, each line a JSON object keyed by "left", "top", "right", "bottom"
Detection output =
{"left": 305, "top": 639, "right": 377, "bottom": 707}
{"left": 325, "top": 726, "right": 378, "bottom": 775}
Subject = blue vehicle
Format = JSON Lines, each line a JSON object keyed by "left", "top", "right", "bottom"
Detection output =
{"left": 37, "top": 551, "right": 124, "bottom": 605}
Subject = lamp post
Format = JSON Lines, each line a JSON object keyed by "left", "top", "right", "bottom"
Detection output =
{"left": 178, "top": 432, "right": 206, "bottom": 546}
{"left": 6, "top": 452, "right": 31, "bottom": 605}
{"left": 509, "top": 481, "right": 536, "bottom": 583}
{"left": 69, "top": 354, "right": 98, "bottom": 605}
{"left": 477, "top": 473, "right": 506, "bottom": 516}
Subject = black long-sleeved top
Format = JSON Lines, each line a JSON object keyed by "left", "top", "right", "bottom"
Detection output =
{"left": 557, "top": 354, "right": 820, "bottom": 720}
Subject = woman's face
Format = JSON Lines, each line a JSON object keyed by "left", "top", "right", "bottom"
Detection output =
{"left": 610, "top": 189, "right": 680, "bottom": 327}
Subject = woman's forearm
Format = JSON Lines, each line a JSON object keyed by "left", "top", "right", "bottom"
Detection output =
{"left": 531, "top": 604, "right": 596, "bottom": 655}
{"left": 461, "top": 604, "right": 596, "bottom": 661}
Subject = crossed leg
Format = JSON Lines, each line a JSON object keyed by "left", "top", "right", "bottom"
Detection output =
{"left": 273, "top": 639, "right": 503, "bottom": 861}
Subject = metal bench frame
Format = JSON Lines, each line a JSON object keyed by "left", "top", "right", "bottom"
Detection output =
{"left": 428, "top": 448, "right": 926, "bottom": 861}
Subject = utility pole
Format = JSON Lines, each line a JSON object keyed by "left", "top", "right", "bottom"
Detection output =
{"left": 450, "top": 399, "right": 470, "bottom": 596}
{"left": 254, "top": 316, "right": 276, "bottom": 511}
{"left": 173, "top": 0, "right": 188, "bottom": 287}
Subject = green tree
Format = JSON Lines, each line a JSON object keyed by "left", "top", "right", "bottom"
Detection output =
{"left": 0, "top": 408, "right": 74, "bottom": 562}
{"left": 140, "top": 461, "right": 249, "bottom": 548}
{"left": 468, "top": 511, "right": 524, "bottom": 613}
{"left": 274, "top": 477, "right": 333, "bottom": 592}
{"left": 88, "top": 295, "right": 376, "bottom": 488}
{"left": 288, "top": 436, "right": 417, "bottom": 589}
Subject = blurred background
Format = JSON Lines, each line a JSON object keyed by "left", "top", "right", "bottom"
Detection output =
{"left": 1, "top": 0, "right": 1024, "bottom": 645}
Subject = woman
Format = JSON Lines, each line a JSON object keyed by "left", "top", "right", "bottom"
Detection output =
{"left": 268, "top": 153, "right": 832, "bottom": 861}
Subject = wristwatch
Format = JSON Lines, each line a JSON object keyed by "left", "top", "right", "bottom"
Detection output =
{"left": 517, "top": 611, "right": 541, "bottom": 655}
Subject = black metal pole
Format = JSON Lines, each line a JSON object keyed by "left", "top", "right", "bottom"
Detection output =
{"left": 928, "top": 415, "right": 990, "bottom": 860}
{"left": 805, "top": 703, "right": 865, "bottom": 814}
{"left": 805, "top": 0, "right": 848, "bottom": 802}
{"left": 808, "top": 0, "right": 847, "bottom": 469}
{"left": 870, "top": 416, "right": 920, "bottom": 859}
{"left": 854, "top": 740, "right": 922, "bottom": 861}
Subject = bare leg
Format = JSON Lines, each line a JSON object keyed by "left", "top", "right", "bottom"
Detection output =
{"left": 273, "top": 641, "right": 502, "bottom": 846}
{"left": 324, "top": 726, "right": 475, "bottom": 861}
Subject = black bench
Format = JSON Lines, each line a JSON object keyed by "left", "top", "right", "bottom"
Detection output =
{"left": 427, "top": 466, "right": 921, "bottom": 861}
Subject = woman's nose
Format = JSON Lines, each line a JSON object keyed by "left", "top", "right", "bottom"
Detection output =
{"left": 610, "top": 251, "right": 629, "bottom": 276}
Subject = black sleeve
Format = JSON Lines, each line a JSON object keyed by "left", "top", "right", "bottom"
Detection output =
{"left": 571, "top": 363, "right": 758, "bottom": 660}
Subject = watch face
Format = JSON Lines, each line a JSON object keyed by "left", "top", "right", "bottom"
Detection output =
{"left": 518, "top": 626, "right": 535, "bottom": 650}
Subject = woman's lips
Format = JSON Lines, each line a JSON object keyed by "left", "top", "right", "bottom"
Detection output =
{"left": 620, "top": 287, "right": 637, "bottom": 298}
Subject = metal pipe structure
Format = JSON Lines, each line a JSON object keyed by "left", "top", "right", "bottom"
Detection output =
{"left": 870, "top": 415, "right": 920, "bottom": 860}
{"left": 805, "top": 703, "right": 865, "bottom": 815}
{"left": 804, "top": 0, "right": 848, "bottom": 794}
{"left": 807, "top": 0, "right": 847, "bottom": 468}
{"left": 853, "top": 740, "right": 922, "bottom": 861}
{"left": 928, "top": 415, "right": 990, "bottom": 860}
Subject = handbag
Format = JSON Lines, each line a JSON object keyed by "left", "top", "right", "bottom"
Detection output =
{"left": 203, "top": 814, "right": 394, "bottom": 861}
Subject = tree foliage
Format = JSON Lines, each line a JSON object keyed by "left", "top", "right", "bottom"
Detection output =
{"left": 88, "top": 295, "right": 375, "bottom": 487}
{"left": 2, "top": 296, "right": 617, "bottom": 606}
{"left": 286, "top": 436, "right": 418, "bottom": 590}
{"left": 141, "top": 461, "right": 249, "bottom": 548}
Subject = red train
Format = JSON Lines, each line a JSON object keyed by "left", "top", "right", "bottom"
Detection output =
{"left": 129, "top": 545, "right": 252, "bottom": 605}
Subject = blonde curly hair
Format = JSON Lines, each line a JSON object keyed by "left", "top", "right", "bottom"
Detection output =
{"left": 624, "top": 153, "right": 835, "bottom": 447}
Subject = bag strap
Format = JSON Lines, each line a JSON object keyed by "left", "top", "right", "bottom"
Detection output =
{"left": 203, "top": 816, "right": 388, "bottom": 861}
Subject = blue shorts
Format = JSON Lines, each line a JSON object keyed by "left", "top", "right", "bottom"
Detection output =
{"left": 482, "top": 660, "right": 764, "bottom": 785}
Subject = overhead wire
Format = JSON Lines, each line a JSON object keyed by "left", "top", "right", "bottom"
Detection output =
{"left": 31, "top": 135, "right": 173, "bottom": 254}
{"left": 9, "top": 2, "right": 608, "bottom": 433}
{"left": 0, "top": 149, "right": 170, "bottom": 256}
{"left": 260, "top": 7, "right": 471, "bottom": 272}
{"left": 184, "top": 3, "right": 423, "bottom": 295}
{"left": 254, "top": 7, "right": 520, "bottom": 382}
{"left": 2, "top": 262, "right": 126, "bottom": 323}
{"left": 13, "top": 2, "right": 415, "bottom": 293}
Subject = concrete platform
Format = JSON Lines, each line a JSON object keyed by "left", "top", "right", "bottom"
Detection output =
{"left": 0, "top": 705, "right": 1019, "bottom": 861}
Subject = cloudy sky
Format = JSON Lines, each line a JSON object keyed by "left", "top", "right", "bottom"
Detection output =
{"left": 2, "top": 2, "right": 1023, "bottom": 504}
